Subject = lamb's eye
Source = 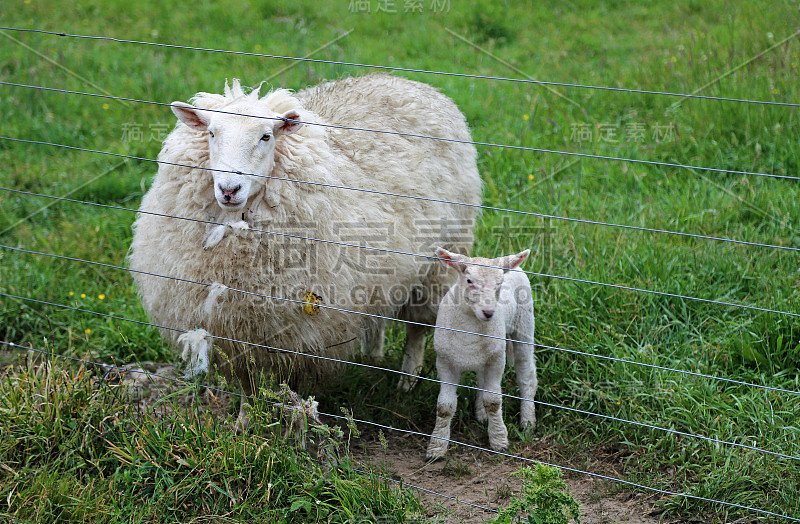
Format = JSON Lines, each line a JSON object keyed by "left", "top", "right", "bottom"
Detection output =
{"left": 260, "top": 133, "right": 271, "bottom": 142}
{"left": 208, "top": 130, "right": 215, "bottom": 138}
{"left": 466, "top": 278, "right": 473, "bottom": 285}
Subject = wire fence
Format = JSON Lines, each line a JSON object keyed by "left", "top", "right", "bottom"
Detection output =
{"left": 1, "top": 24, "right": 799, "bottom": 521}
{"left": 1, "top": 336, "right": 797, "bottom": 523}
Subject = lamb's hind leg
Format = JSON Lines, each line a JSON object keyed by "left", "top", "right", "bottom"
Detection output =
{"left": 475, "top": 367, "right": 487, "bottom": 423}
{"left": 398, "top": 323, "right": 428, "bottom": 391}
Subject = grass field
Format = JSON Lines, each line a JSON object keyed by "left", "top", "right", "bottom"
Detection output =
{"left": 1, "top": 0, "right": 799, "bottom": 521}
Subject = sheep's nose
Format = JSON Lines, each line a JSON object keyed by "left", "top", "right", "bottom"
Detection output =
{"left": 481, "top": 309, "right": 494, "bottom": 320}
{"left": 219, "top": 184, "right": 242, "bottom": 202}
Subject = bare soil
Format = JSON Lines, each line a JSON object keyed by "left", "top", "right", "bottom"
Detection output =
{"left": 352, "top": 433, "right": 667, "bottom": 524}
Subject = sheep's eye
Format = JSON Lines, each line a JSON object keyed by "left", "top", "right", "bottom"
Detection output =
{"left": 260, "top": 133, "right": 271, "bottom": 142}
{"left": 208, "top": 130, "right": 215, "bottom": 138}
{"left": 466, "top": 278, "right": 473, "bottom": 285}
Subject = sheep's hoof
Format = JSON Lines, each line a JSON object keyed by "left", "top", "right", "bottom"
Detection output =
{"left": 234, "top": 403, "right": 250, "bottom": 434}
{"left": 397, "top": 376, "right": 418, "bottom": 392}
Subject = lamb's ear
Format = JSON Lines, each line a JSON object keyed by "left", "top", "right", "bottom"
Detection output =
{"left": 276, "top": 110, "right": 303, "bottom": 135}
{"left": 171, "top": 102, "right": 210, "bottom": 131}
{"left": 498, "top": 249, "right": 530, "bottom": 271}
{"left": 435, "top": 247, "right": 467, "bottom": 273}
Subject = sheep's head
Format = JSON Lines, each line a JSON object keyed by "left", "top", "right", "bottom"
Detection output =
{"left": 435, "top": 247, "right": 530, "bottom": 321}
{"left": 171, "top": 97, "right": 302, "bottom": 212}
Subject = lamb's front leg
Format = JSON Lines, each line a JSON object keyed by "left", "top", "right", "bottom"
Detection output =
{"left": 426, "top": 366, "right": 459, "bottom": 460}
{"left": 513, "top": 338, "right": 538, "bottom": 430}
{"left": 483, "top": 359, "right": 509, "bottom": 452}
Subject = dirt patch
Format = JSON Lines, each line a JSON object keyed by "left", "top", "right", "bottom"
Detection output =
{"left": 352, "top": 433, "right": 667, "bottom": 524}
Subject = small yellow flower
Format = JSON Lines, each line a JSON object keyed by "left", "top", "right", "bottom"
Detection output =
{"left": 98, "top": 294, "right": 105, "bottom": 300}
{"left": 80, "top": 293, "right": 86, "bottom": 298}
{"left": 102, "top": 103, "right": 109, "bottom": 110}
{"left": 85, "top": 329, "right": 92, "bottom": 335}
{"left": 528, "top": 174, "right": 534, "bottom": 181}
{"left": 670, "top": 56, "right": 677, "bottom": 63}
{"left": 254, "top": 44, "right": 262, "bottom": 51}
{"left": 523, "top": 114, "right": 529, "bottom": 121}
{"left": 69, "top": 291, "right": 74, "bottom": 296}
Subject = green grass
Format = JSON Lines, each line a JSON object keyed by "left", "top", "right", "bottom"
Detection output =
{"left": 0, "top": 357, "right": 423, "bottom": 522}
{"left": 1, "top": 0, "right": 800, "bottom": 521}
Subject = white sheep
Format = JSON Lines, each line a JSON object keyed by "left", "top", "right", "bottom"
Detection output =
{"left": 129, "top": 75, "right": 481, "bottom": 426}
{"left": 426, "top": 247, "right": 537, "bottom": 460}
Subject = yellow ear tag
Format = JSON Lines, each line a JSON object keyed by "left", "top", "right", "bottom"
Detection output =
{"left": 302, "top": 292, "right": 322, "bottom": 315}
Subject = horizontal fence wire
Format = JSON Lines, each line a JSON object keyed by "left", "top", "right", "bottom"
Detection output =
{"left": 2, "top": 283, "right": 798, "bottom": 464}
{"left": 1, "top": 155, "right": 798, "bottom": 320}
{"left": 2, "top": 86, "right": 800, "bottom": 257}
{"left": 3, "top": 236, "right": 798, "bottom": 400}
{"left": 0, "top": 337, "right": 796, "bottom": 523}
{"left": 2, "top": 26, "right": 799, "bottom": 108}
{"left": 3, "top": 80, "right": 800, "bottom": 184}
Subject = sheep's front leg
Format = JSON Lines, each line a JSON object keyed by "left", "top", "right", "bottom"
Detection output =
{"left": 426, "top": 365, "right": 459, "bottom": 461}
{"left": 361, "top": 318, "right": 386, "bottom": 360}
{"left": 513, "top": 338, "right": 538, "bottom": 430}
{"left": 483, "top": 359, "right": 508, "bottom": 452}
{"left": 234, "top": 382, "right": 253, "bottom": 433}
{"left": 398, "top": 324, "right": 428, "bottom": 391}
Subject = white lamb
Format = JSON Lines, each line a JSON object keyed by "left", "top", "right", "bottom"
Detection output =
{"left": 426, "top": 247, "right": 537, "bottom": 460}
{"left": 129, "top": 75, "right": 481, "bottom": 426}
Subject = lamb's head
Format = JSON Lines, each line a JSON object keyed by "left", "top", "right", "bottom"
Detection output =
{"left": 435, "top": 247, "right": 530, "bottom": 321}
{"left": 170, "top": 88, "right": 303, "bottom": 212}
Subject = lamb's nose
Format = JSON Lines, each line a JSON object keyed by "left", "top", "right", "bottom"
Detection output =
{"left": 481, "top": 309, "right": 494, "bottom": 320}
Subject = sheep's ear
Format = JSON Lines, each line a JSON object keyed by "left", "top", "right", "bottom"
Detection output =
{"left": 171, "top": 102, "right": 209, "bottom": 131}
{"left": 498, "top": 249, "right": 530, "bottom": 271}
{"left": 276, "top": 110, "right": 303, "bottom": 135}
{"left": 435, "top": 247, "right": 467, "bottom": 273}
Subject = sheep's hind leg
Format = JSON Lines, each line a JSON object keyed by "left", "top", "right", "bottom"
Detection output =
{"left": 398, "top": 323, "right": 428, "bottom": 391}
